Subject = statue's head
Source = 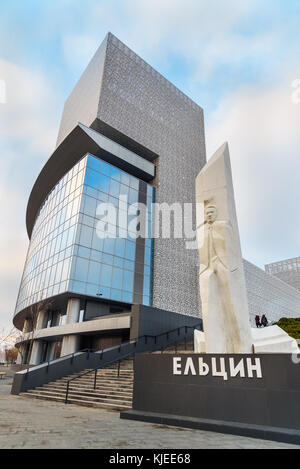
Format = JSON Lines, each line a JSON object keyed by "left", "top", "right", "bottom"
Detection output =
{"left": 205, "top": 204, "right": 217, "bottom": 224}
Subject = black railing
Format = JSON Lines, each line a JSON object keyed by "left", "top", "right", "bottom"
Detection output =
{"left": 24, "top": 348, "right": 94, "bottom": 379}
{"left": 64, "top": 323, "right": 202, "bottom": 404}
{"left": 65, "top": 351, "right": 134, "bottom": 403}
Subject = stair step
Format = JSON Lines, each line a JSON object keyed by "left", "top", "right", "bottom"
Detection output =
{"left": 56, "top": 376, "right": 133, "bottom": 385}
{"left": 43, "top": 384, "right": 133, "bottom": 394}
{"left": 38, "top": 386, "right": 132, "bottom": 400}
{"left": 20, "top": 393, "right": 131, "bottom": 411}
{"left": 25, "top": 389, "right": 132, "bottom": 405}
{"left": 20, "top": 340, "right": 194, "bottom": 411}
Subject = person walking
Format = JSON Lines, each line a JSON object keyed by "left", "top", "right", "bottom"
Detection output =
{"left": 255, "top": 315, "right": 261, "bottom": 328}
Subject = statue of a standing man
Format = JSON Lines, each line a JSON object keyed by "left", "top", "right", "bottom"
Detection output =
{"left": 196, "top": 143, "right": 252, "bottom": 354}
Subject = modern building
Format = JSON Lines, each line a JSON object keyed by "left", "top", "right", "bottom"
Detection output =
{"left": 265, "top": 257, "right": 300, "bottom": 292}
{"left": 14, "top": 32, "right": 206, "bottom": 365}
{"left": 244, "top": 259, "right": 300, "bottom": 325}
{"left": 14, "top": 33, "right": 300, "bottom": 367}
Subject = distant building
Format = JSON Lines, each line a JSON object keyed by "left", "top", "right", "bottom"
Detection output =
{"left": 245, "top": 260, "right": 300, "bottom": 324}
{"left": 265, "top": 257, "right": 300, "bottom": 292}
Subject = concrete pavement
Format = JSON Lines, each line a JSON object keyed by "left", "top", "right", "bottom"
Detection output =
{"left": 0, "top": 376, "right": 298, "bottom": 449}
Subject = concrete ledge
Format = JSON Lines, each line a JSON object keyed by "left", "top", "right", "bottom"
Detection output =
{"left": 120, "top": 410, "right": 300, "bottom": 445}
{"left": 18, "top": 313, "right": 131, "bottom": 345}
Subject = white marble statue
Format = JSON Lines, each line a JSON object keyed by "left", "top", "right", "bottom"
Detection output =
{"left": 194, "top": 142, "right": 299, "bottom": 354}
{"left": 195, "top": 143, "right": 252, "bottom": 354}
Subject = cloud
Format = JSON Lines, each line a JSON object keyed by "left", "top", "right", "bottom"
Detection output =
{"left": 62, "top": 35, "right": 100, "bottom": 70}
{"left": 59, "top": 0, "right": 263, "bottom": 79}
{"left": 205, "top": 72, "right": 300, "bottom": 267}
{"left": 0, "top": 59, "right": 59, "bottom": 155}
{"left": 0, "top": 59, "right": 60, "bottom": 328}
{"left": 0, "top": 0, "right": 299, "bottom": 330}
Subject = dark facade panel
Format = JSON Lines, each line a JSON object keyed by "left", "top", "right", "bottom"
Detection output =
{"left": 123, "top": 353, "right": 300, "bottom": 444}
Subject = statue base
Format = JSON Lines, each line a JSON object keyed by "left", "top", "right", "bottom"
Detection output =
{"left": 121, "top": 353, "right": 300, "bottom": 445}
{"left": 194, "top": 326, "right": 299, "bottom": 354}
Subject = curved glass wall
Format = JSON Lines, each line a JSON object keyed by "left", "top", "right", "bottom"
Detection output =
{"left": 15, "top": 153, "right": 154, "bottom": 317}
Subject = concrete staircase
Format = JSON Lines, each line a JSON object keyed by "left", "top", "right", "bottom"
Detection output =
{"left": 19, "top": 339, "right": 195, "bottom": 411}
{"left": 155, "top": 339, "right": 194, "bottom": 353}
{"left": 20, "top": 358, "right": 134, "bottom": 412}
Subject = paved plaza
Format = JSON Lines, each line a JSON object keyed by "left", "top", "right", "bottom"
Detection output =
{"left": 0, "top": 369, "right": 298, "bottom": 449}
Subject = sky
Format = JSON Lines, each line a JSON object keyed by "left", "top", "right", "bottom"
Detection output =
{"left": 0, "top": 0, "right": 299, "bottom": 330}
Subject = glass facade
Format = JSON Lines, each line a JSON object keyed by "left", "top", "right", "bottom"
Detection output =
{"left": 15, "top": 154, "right": 154, "bottom": 316}
{"left": 69, "top": 154, "right": 154, "bottom": 305}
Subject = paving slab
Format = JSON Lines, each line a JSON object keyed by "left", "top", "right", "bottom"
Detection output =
{"left": 0, "top": 380, "right": 298, "bottom": 449}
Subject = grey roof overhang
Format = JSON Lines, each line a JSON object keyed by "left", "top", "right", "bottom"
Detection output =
{"left": 26, "top": 123, "right": 156, "bottom": 239}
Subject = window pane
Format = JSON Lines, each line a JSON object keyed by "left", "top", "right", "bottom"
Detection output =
{"left": 85, "top": 167, "right": 101, "bottom": 189}
{"left": 87, "top": 261, "right": 101, "bottom": 284}
{"left": 111, "top": 289, "right": 122, "bottom": 301}
{"left": 125, "top": 240, "right": 136, "bottom": 260}
{"left": 115, "top": 238, "right": 125, "bottom": 258}
{"left": 111, "top": 268, "right": 123, "bottom": 289}
{"left": 103, "top": 238, "right": 115, "bottom": 255}
{"left": 109, "top": 179, "right": 120, "bottom": 197}
{"left": 111, "top": 166, "right": 121, "bottom": 181}
{"left": 100, "top": 264, "right": 112, "bottom": 287}
{"left": 122, "top": 291, "right": 133, "bottom": 303}
{"left": 74, "top": 257, "right": 88, "bottom": 282}
{"left": 88, "top": 155, "right": 101, "bottom": 172}
{"left": 100, "top": 174, "right": 110, "bottom": 193}
{"left": 79, "top": 225, "right": 93, "bottom": 248}
{"left": 100, "top": 161, "right": 111, "bottom": 177}
{"left": 123, "top": 271, "right": 134, "bottom": 292}
{"left": 83, "top": 196, "right": 97, "bottom": 217}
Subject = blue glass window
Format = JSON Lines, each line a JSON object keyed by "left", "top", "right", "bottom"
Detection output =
{"left": 74, "top": 258, "right": 88, "bottom": 282}
{"left": 123, "top": 271, "right": 134, "bottom": 292}
{"left": 15, "top": 153, "right": 154, "bottom": 316}
{"left": 109, "top": 179, "right": 120, "bottom": 197}
{"left": 111, "top": 166, "right": 121, "bottom": 182}
{"left": 100, "top": 264, "right": 112, "bottom": 287}
{"left": 111, "top": 289, "right": 122, "bottom": 301}
{"left": 87, "top": 154, "right": 101, "bottom": 172}
{"left": 100, "top": 174, "right": 110, "bottom": 193}
{"left": 122, "top": 291, "right": 133, "bottom": 303}
{"left": 99, "top": 286, "right": 110, "bottom": 298}
{"left": 115, "top": 238, "right": 125, "bottom": 258}
{"left": 124, "top": 260, "right": 134, "bottom": 271}
{"left": 125, "top": 241, "right": 135, "bottom": 260}
{"left": 111, "top": 268, "right": 123, "bottom": 289}
{"left": 100, "top": 161, "right": 111, "bottom": 177}
{"left": 83, "top": 196, "right": 97, "bottom": 217}
{"left": 103, "top": 238, "right": 115, "bottom": 255}
{"left": 86, "top": 283, "right": 99, "bottom": 297}
{"left": 102, "top": 253, "right": 114, "bottom": 266}
{"left": 79, "top": 225, "right": 93, "bottom": 248}
{"left": 87, "top": 261, "right": 101, "bottom": 284}
{"left": 85, "top": 168, "right": 100, "bottom": 189}
{"left": 121, "top": 172, "right": 130, "bottom": 186}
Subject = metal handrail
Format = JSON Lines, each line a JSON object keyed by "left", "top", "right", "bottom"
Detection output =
{"left": 65, "top": 351, "right": 135, "bottom": 403}
{"left": 64, "top": 322, "right": 202, "bottom": 404}
{"left": 90, "top": 322, "right": 202, "bottom": 357}
{"left": 25, "top": 348, "right": 94, "bottom": 378}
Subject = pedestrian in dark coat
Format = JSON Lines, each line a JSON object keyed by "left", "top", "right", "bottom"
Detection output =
{"left": 261, "top": 315, "right": 268, "bottom": 327}
{"left": 255, "top": 315, "right": 261, "bottom": 328}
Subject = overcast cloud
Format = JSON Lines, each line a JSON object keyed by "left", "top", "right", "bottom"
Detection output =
{"left": 0, "top": 0, "right": 299, "bottom": 330}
